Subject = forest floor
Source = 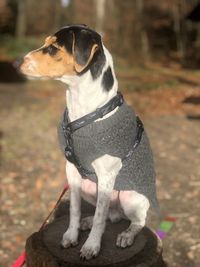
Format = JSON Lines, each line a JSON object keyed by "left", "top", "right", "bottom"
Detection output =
{"left": 0, "top": 65, "right": 200, "bottom": 267}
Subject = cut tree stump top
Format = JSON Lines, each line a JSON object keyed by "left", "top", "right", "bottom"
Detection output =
{"left": 25, "top": 201, "right": 166, "bottom": 267}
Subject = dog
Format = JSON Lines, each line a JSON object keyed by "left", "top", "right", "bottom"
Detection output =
{"left": 20, "top": 24, "right": 159, "bottom": 260}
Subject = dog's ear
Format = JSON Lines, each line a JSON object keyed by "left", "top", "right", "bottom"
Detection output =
{"left": 72, "top": 29, "right": 99, "bottom": 73}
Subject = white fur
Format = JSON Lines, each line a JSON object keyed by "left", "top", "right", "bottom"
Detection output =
{"left": 61, "top": 45, "right": 150, "bottom": 259}
{"left": 59, "top": 46, "right": 118, "bottom": 121}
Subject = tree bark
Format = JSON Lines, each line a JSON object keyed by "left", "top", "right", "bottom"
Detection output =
{"left": 173, "top": 1, "right": 187, "bottom": 63}
{"left": 16, "top": 0, "right": 26, "bottom": 38}
{"left": 135, "top": 0, "right": 150, "bottom": 63}
{"left": 53, "top": 0, "right": 62, "bottom": 32}
{"left": 95, "top": 0, "right": 106, "bottom": 35}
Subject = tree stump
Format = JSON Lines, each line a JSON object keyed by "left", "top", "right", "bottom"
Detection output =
{"left": 25, "top": 200, "right": 166, "bottom": 267}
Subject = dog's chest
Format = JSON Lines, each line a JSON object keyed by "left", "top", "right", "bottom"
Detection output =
{"left": 58, "top": 103, "right": 137, "bottom": 170}
{"left": 72, "top": 131, "right": 98, "bottom": 172}
{"left": 72, "top": 105, "right": 137, "bottom": 169}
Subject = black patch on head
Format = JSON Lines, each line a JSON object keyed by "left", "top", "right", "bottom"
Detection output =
{"left": 102, "top": 66, "right": 114, "bottom": 91}
{"left": 55, "top": 28, "right": 74, "bottom": 54}
{"left": 40, "top": 45, "right": 59, "bottom": 56}
{"left": 77, "top": 47, "right": 106, "bottom": 80}
{"left": 88, "top": 49, "right": 106, "bottom": 80}
{"left": 54, "top": 25, "right": 106, "bottom": 79}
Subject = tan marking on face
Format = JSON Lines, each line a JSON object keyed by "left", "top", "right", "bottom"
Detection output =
{"left": 45, "top": 36, "right": 57, "bottom": 46}
{"left": 20, "top": 33, "right": 99, "bottom": 78}
{"left": 20, "top": 36, "right": 76, "bottom": 78}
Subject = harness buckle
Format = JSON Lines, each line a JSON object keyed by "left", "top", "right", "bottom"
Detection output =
{"left": 62, "top": 125, "right": 71, "bottom": 136}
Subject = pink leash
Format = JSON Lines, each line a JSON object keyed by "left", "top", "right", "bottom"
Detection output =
{"left": 11, "top": 184, "right": 70, "bottom": 267}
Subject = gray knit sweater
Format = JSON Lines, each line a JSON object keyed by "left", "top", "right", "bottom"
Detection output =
{"left": 58, "top": 103, "right": 159, "bottom": 209}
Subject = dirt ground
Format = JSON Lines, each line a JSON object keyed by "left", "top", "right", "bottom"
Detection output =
{"left": 0, "top": 71, "right": 200, "bottom": 266}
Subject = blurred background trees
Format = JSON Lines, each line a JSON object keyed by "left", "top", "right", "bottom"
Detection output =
{"left": 1, "top": 0, "right": 200, "bottom": 67}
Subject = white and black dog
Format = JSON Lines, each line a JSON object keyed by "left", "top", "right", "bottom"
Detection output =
{"left": 20, "top": 24, "right": 158, "bottom": 260}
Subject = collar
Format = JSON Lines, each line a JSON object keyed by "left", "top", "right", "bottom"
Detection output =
{"left": 62, "top": 92, "right": 124, "bottom": 134}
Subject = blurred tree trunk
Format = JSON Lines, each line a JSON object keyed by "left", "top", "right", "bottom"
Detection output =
{"left": 95, "top": 0, "right": 106, "bottom": 35}
{"left": 16, "top": 0, "right": 26, "bottom": 38}
{"left": 135, "top": 0, "right": 150, "bottom": 63}
{"left": 173, "top": 3, "right": 183, "bottom": 58}
{"left": 53, "top": 0, "right": 62, "bottom": 32}
{"left": 106, "top": 0, "right": 120, "bottom": 52}
{"left": 173, "top": 1, "right": 187, "bottom": 63}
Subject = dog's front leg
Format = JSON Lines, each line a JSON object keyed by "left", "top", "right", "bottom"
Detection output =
{"left": 80, "top": 155, "right": 122, "bottom": 260}
{"left": 61, "top": 161, "right": 82, "bottom": 248}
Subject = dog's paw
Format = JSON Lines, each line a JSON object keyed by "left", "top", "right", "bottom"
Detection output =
{"left": 80, "top": 216, "right": 93, "bottom": 231}
{"left": 80, "top": 240, "right": 100, "bottom": 260}
{"left": 116, "top": 230, "right": 135, "bottom": 248}
{"left": 61, "top": 229, "right": 79, "bottom": 248}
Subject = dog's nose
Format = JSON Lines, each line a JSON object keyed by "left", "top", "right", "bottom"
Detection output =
{"left": 23, "top": 54, "right": 31, "bottom": 63}
{"left": 19, "top": 54, "right": 33, "bottom": 74}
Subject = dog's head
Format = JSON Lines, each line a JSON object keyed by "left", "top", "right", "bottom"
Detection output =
{"left": 20, "top": 24, "right": 105, "bottom": 79}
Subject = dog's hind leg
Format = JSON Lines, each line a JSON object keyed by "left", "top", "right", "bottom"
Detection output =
{"left": 81, "top": 179, "right": 97, "bottom": 206}
{"left": 116, "top": 190, "right": 150, "bottom": 248}
{"left": 108, "top": 192, "right": 124, "bottom": 223}
{"left": 80, "top": 216, "right": 93, "bottom": 231}
{"left": 80, "top": 206, "right": 123, "bottom": 231}
{"left": 108, "top": 206, "right": 124, "bottom": 223}
{"left": 81, "top": 178, "right": 123, "bottom": 231}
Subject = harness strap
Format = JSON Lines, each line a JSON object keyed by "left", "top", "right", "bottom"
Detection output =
{"left": 122, "top": 116, "right": 144, "bottom": 161}
{"left": 63, "top": 92, "right": 124, "bottom": 134}
{"left": 61, "top": 92, "right": 144, "bottom": 177}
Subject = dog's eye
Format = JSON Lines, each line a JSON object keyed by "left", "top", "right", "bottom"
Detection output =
{"left": 46, "top": 45, "right": 59, "bottom": 56}
{"left": 48, "top": 45, "right": 59, "bottom": 55}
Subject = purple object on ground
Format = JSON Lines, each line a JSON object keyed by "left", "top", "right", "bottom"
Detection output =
{"left": 156, "top": 230, "right": 167, "bottom": 239}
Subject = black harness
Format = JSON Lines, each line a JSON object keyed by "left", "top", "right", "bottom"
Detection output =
{"left": 61, "top": 92, "right": 144, "bottom": 176}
